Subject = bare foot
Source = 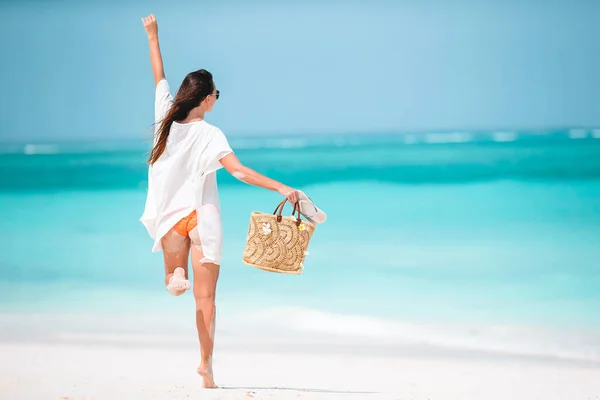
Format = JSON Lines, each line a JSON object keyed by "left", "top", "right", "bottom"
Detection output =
{"left": 197, "top": 364, "right": 217, "bottom": 388}
{"left": 167, "top": 267, "right": 190, "bottom": 296}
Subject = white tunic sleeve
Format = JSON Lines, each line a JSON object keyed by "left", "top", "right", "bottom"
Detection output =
{"left": 155, "top": 79, "right": 174, "bottom": 126}
{"left": 203, "top": 128, "right": 234, "bottom": 174}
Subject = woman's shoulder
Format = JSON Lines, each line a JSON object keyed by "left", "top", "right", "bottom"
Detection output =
{"left": 194, "top": 121, "right": 225, "bottom": 136}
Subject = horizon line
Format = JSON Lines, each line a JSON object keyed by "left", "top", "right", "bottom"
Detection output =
{"left": 1, "top": 125, "right": 600, "bottom": 144}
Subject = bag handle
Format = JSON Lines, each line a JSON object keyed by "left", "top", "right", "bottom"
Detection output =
{"left": 272, "top": 199, "right": 302, "bottom": 226}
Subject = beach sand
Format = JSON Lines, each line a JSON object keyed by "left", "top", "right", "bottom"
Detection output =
{"left": 1, "top": 336, "right": 599, "bottom": 400}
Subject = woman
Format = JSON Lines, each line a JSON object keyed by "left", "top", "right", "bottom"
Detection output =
{"left": 139, "top": 14, "right": 300, "bottom": 389}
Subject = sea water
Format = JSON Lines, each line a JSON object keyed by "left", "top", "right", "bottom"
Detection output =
{"left": 1, "top": 130, "right": 599, "bottom": 360}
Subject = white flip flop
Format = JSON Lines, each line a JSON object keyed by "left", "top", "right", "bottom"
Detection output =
{"left": 297, "top": 190, "right": 327, "bottom": 224}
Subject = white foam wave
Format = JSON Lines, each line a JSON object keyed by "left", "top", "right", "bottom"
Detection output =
{"left": 492, "top": 131, "right": 518, "bottom": 142}
{"left": 265, "top": 138, "right": 309, "bottom": 149}
{"left": 229, "top": 138, "right": 310, "bottom": 150}
{"left": 423, "top": 132, "right": 473, "bottom": 144}
{"left": 227, "top": 139, "right": 263, "bottom": 150}
{"left": 569, "top": 129, "right": 588, "bottom": 139}
{"left": 402, "top": 134, "right": 419, "bottom": 144}
{"left": 229, "top": 306, "right": 600, "bottom": 362}
{"left": 2, "top": 307, "right": 598, "bottom": 363}
{"left": 23, "top": 144, "right": 59, "bottom": 155}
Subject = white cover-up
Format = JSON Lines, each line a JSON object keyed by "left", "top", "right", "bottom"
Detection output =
{"left": 140, "top": 79, "right": 233, "bottom": 264}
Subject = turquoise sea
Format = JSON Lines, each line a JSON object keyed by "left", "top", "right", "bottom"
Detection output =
{"left": 1, "top": 130, "right": 599, "bottom": 361}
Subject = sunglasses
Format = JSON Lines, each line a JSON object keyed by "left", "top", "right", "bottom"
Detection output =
{"left": 210, "top": 90, "right": 220, "bottom": 100}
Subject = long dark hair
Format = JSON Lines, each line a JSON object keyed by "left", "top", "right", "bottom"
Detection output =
{"left": 148, "top": 69, "right": 214, "bottom": 165}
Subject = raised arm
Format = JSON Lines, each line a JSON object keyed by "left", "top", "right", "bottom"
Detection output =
{"left": 219, "top": 153, "right": 300, "bottom": 203}
{"left": 141, "top": 14, "right": 165, "bottom": 86}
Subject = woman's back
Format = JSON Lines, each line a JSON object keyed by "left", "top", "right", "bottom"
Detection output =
{"left": 141, "top": 79, "right": 233, "bottom": 258}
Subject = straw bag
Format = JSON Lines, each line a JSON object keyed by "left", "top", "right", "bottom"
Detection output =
{"left": 242, "top": 199, "right": 316, "bottom": 274}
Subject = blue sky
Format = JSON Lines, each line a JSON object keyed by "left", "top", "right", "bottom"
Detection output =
{"left": 0, "top": 0, "right": 598, "bottom": 140}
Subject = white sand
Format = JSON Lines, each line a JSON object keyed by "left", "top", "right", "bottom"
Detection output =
{"left": 1, "top": 340, "right": 600, "bottom": 400}
{"left": 1, "top": 309, "right": 599, "bottom": 399}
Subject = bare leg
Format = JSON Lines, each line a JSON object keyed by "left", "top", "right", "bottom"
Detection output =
{"left": 190, "top": 229, "right": 219, "bottom": 388}
{"left": 160, "top": 229, "right": 191, "bottom": 296}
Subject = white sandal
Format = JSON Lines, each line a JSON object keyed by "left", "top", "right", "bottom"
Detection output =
{"left": 297, "top": 190, "right": 327, "bottom": 224}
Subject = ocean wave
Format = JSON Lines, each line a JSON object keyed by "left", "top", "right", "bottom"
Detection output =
{"left": 423, "top": 132, "right": 473, "bottom": 144}
{"left": 491, "top": 131, "right": 518, "bottom": 142}
{"left": 569, "top": 129, "right": 588, "bottom": 139}
{"left": 2, "top": 134, "right": 600, "bottom": 190}
{"left": 23, "top": 144, "right": 60, "bottom": 155}
{"left": 2, "top": 129, "right": 600, "bottom": 155}
{"left": 227, "top": 306, "right": 600, "bottom": 363}
{"left": 5, "top": 307, "right": 596, "bottom": 363}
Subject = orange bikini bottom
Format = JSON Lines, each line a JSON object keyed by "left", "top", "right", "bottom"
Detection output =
{"left": 172, "top": 210, "right": 198, "bottom": 236}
